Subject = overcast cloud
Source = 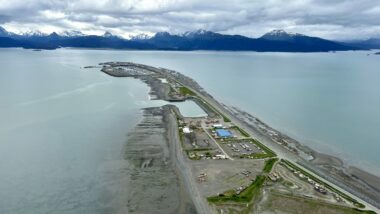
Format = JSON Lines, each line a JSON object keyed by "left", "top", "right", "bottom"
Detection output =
{"left": 0, "top": 0, "right": 379, "bottom": 39}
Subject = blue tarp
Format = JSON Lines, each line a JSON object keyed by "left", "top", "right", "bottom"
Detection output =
{"left": 216, "top": 129, "right": 232, "bottom": 138}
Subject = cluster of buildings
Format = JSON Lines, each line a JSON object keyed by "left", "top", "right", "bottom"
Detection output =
{"left": 289, "top": 167, "right": 329, "bottom": 195}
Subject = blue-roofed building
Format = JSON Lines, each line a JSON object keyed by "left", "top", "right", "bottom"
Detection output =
{"left": 216, "top": 129, "right": 233, "bottom": 138}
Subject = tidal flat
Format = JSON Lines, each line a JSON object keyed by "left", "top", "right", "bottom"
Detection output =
{"left": 123, "top": 107, "right": 196, "bottom": 213}
{"left": 101, "top": 61, "right": 379, "bottom": 213}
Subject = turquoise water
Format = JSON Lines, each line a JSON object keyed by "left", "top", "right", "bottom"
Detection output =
{"left": 0, "top": 48, "right": 379, "bottom": 212}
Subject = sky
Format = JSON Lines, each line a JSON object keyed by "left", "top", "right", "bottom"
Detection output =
{"left": 0, "top": 0, "right": 379, "bottom": 40}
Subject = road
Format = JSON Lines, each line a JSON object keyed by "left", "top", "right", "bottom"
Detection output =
{"left": 201, "top": 126, "right": 234, "bottom": 160}
{"left": 166, "top": 107, "right": 213, "bottom": 214}
{"left": 180, "top": 82, "right": 380, "bottom": 213}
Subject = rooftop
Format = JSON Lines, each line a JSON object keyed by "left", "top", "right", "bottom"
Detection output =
{"left": 216, "top": 129, "right": 233, "bottom": 138}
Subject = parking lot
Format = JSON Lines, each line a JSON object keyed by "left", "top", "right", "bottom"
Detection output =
{"left": 220, "top": 140, "right": 265, "bottom": 158}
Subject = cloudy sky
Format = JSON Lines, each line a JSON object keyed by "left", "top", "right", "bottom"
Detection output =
{"left": 0, "top": 0, "right": 380, "bottom": 40}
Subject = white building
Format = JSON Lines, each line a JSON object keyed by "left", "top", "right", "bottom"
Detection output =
{"left": 212, "top": 124, "right": 223, "bottom": 128}
{"left": 183, "top": 127, "right": 192, "bottom": 133}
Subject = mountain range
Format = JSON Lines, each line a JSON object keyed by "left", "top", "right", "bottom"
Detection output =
{"left": 0, "top": 27, "right": 375, "bottom": 52}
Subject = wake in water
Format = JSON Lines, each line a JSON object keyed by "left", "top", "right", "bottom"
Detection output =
{"left": 18, "top": 80, "right": 112, "bottom": 106}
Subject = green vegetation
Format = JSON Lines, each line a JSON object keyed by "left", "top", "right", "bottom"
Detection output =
{"left": 186, "top": 148, "right": 213, "bottom": 152}
{"left": 263, "top": 192, "right": 374, "bottom": 214}
{"left": 240, "top": 153, "right": 274, "bottom": 159}
{"left": 177, "top": 122, "right": 185, "bottom": 147}
{"left": 352, "top": 209, "right": 377, "bottom": 214}
{"left": 179, "top": 86, "right": 196, "bottom": 96}
{"left": 222, "top": 115, "right": 231, "bottom": 122}
{"left": 251, "top": 139, "right": 276, "bottom": 157}
{"left": 205, "top": 151, "right": 212, "bottom": 158}
{"left": 170, "top": 78, "right": 231, "bottom": 122}
{"left": 281, "top": 159, "right": 365, "bottom": 208}
{"left": 283, "top": 180, "right": 294, "bottom": 187}
{"left": 185, "top": 148, "right": 214, "bottom": 160}
{"left": 207, "top": 175, "right": 266, "bottom": 203}
{"left": 231, "top": 126, "right": 250, "bottom": 137}
{"left": 198, "top": 97, "right": 231, "bottom": 122}
{"left": 263, "top": 158, "right": 278, "bottom": 173}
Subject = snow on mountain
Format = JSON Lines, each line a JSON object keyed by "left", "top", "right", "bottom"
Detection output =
{"left": 103, "top": 31, "right": 115, "bottom": 37}
{"left": 60, "top": 30, "right": 85, "bottom": 37}
{"left": 0, "top": 26, "right": 17, "bottom": 37}
{"left": 182, "top": 29, "right": 218, "bottom": 38}
{"left": 261, "top": 29, "right": 302, "bottom": 41}
{"left": 130, "top": 33, "right": 152, "bottom": 40}
{"left": 21, "top": 30, "right": 47, "bottom": 37}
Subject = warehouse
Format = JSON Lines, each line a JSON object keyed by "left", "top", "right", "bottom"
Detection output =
{"left": 216, "top": 129, "right": 233, "bottom": 138}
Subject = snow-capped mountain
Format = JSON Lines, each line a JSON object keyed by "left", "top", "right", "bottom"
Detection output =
{"left": 130, "top": 33, "right": 152, "bottom": 40}
{"left": 260, "top": 29, "right": 302, "bottom": 41}
{"left": 103, "top": 31, "right": 115, "bottom": 38}
{"left": 182, "top": 29, "right": 216, "bottom": 38}
{"left": 60, "top": 30, "right": 85, "bottom": 37}
{"left": 0, "top": 26, "right": 16, "bottom": 37}
{"left": 0, "top": 25, "right": 364, "bottom": 51}
{"left": 21, "top": 30, "right": 47, "bottom": 37}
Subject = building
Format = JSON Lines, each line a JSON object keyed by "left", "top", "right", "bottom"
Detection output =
{"left": 212, "top": 124, "right": 223, "bottom": 128}
{"left": 183, "top": 127, "right": 192, "bottom": 134}
{"left": 215, "top": 154, "right": 227, "bottom": 159}
{"left": 216, "top": 129, "right": 233, "bottom": 138}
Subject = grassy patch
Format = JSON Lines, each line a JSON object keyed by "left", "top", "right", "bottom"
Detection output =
{"left": 264, "top": 192, "right": 374, "bottom": 214}
{"left": 352, "top": 209, "right": 377, "bottom": 214}
{"left": 185, "top": 148, "right": 214, "bottom": 160}
{"left": 281, "top": 159, "right": 365, "bottom": 208}
{"left": 222, "top": 116, "right": 231, "bottom": 122}
{"left": 283, "top": 180, "right": 294, "bottom": 187}
{"left": 263, "top": 158, "right": 278, "bottom": 173}
{"left": 168, "top": 76, "right": 231, "bottom": 122}
{"left": 251, "top": 139, "right": 276, "bottom": 157}
{"left": 200, "top": 99, "right": 231, "bottom": 122}
{"left": 240, "top": 153, "right": 274, "bottom": 159}
{"left": 179, "top": 86, "right": 196, "bottom": 96}
{"left": 207, "top": 175, "right": 266, "bottom": 203}
{"left": 231, "top": 126, "right": 250, "bottom": 137}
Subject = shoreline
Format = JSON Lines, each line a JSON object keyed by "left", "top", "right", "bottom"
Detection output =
{"left": 230, "top": 103, "right": 380, "bottom": 175}
{"left": 226, "top": 105, "right": 380, "bottom": 209}
{"left": 122, "top": 106, "right": 197, "bottom": 213}
{"left": 98, "top": 62, "right": 380, "bottom": 211}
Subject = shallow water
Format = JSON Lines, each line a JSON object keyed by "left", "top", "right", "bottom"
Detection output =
{"left": 0, "top": 48, "right": 206, "bottom": 213}
{"left": 1, "top": 48, "right": 380, "bottom": 212}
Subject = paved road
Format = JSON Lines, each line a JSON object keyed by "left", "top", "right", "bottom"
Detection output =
{"left": 202, "top": 126, "right": 233, "bottom": 160}
{"left": 181, "top": 82, "right": 380, "bottom": 213}
{"left": 166, "top": 107, "right": 213, "bottom": 214}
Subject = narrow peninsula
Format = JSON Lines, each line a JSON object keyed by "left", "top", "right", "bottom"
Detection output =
{"left": 98, "top": 62, "right": 379, "bottom": 213}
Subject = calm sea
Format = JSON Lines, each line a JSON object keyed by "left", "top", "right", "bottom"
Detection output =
{"left": 0, "top": 48, "right": 379, "bottom": 212}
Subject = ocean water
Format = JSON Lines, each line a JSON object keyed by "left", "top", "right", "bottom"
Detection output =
{"left": 0, "top": 48, "right": 379, "bottom": 212}
{"left": 0, "top": 48, "right": 204, "bottom": 213}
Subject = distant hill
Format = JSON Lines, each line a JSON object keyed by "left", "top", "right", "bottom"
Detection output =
{"left": 0, "top": 37, "right": 21, "bottom": 47}
{"left": 259, "top": 30, "right": 358, "bottom": 52}
{"left": 344, "top": 38, "right": 380, "bottom": 49}
{"left": 0, "top": 26, "right": 364, "bottom": 52}
{"left": 140, "top": 29, "right": 361, "bottom": 52}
